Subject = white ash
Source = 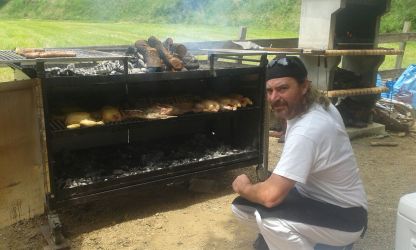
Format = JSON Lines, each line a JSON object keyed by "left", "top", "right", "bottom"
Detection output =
{"left": 61, "top": 146, "right": 253, "bottom": 189}
{"left": 45, "top": 50, "right": 148, "bottom": 76}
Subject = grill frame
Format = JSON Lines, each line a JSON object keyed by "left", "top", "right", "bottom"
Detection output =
{"left": 37, "top": 53, "right": 269, "bottom": 209}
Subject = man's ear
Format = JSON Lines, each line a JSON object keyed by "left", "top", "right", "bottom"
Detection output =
{"left": 302, "top": 80, "right": 311, "bottom": 95}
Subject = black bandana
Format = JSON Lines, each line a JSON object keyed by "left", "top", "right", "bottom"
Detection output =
{"left": 266, "top": 57, "right": 307, "bottom": 82}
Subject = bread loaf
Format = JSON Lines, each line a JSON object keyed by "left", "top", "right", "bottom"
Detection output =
{"left": 65, "top": 112, "right": 92, "bottom": 126}
{"left": 79, "top": 119, "right": 104, "bottom": 127}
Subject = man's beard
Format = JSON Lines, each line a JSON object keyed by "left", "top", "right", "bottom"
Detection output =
{"left": 271, "top": 100, "right": 304, "bottom": 120}
{"left": 270, "top": 101, "right": 288, "bottom": 119}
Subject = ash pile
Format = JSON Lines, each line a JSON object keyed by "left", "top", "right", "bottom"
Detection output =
{"left": 46, "top": 36, "right": 200, "bottom": 77}
{"left": 56, "top": 133, "right": 253, "bottom": 189}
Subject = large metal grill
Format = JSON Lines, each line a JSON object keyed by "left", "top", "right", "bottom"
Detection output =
{"left": 27, "top": 51, "right": 269, "bottom": 208}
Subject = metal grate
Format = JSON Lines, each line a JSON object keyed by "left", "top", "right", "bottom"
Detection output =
{"left": 0, "top": 49, "right": 128, "bottom": 65}
{"left": 0, "top": 50, "right": 26, "bottom": 64}
{"left": 45, "top": 48, "right": 122, "bottom": 59}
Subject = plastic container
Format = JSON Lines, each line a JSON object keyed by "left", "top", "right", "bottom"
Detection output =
{"left": 395, "top": 192, "right": 416, "bottom": 250}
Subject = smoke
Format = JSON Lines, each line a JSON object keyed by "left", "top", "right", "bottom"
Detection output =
{"left": 0, "top": 0, "right": 300, "bottom": 44}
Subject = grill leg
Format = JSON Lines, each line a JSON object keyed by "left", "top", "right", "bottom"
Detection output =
{"left": 257, "top": 87, "right": 271, "bottom": 182}
{"left": 256, "top": 164, "right": 271, "bottom": 181}
{"left": 40, "top": 212, "right": 70, "bottom": 249}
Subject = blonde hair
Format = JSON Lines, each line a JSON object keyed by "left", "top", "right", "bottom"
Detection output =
{"left": 305, "top": 84, "right": 330, "bottom": 109}
{"left": 298, "top": 80, "right": 331, "bottom": 115}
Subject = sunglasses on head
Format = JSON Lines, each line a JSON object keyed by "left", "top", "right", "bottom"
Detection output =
{"left": 267, "top": 57, "right": 297, "bottom": 68}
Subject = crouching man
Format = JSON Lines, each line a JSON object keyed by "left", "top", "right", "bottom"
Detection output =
{"left": 231, "top": 56, "right": 367, "bottom": 250}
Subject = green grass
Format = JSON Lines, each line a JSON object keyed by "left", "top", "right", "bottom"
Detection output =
{"left": 379, "top": 42, "right": 416, "bottom": 70}
{"left": 0, "top": 19, "right": 296, "bottom": 49}
{"left": 0, "top": 68, "right": 13, "bottom": 82}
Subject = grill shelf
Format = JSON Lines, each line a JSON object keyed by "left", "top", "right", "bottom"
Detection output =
{"left": 0, "top": 50, "right": 26, "bottom": 62}
{"left": 49, "top": 107, "right": 259, "bottom": 134}
{"left": 0, "top": 49, "right": 128, "bottom": 65}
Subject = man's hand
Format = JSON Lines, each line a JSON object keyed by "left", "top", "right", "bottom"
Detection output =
{"left": 232, "top": 174, "right": 252, "bottom": 194}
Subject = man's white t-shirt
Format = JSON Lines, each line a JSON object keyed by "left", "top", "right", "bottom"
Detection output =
{"left": 273, "top": 103, "right": 368, "bottom": 210}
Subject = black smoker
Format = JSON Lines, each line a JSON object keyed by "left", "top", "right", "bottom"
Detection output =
{"left": 34, "top": 52, "right": 269, "bottom": 209}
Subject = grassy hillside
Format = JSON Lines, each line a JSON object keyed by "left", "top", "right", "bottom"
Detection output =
{"left": 0, "top": 0, "right": 300, "bottom": 31}
{"left": 0, "top": 0, "right": 414, "bottom": 32}
{"left": 382, "top": 0, "right": 416, "bottom": 32}
{"left": 0, "top": 19, "right": 296, "bottom": 50}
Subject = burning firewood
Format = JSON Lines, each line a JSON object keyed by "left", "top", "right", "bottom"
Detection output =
{"left": 148, "top": 36, "right": 184, "bottom": 71}
{"left": 134, "top": 40, "right": 162, "bottom": 69}
{"left": 163, "top": 38, "right": 188, "bottom": 59}
{"left": 163, "top": 38, "right": 199, "bottom": 70}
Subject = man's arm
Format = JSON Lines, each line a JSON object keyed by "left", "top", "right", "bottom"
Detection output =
{"left": 232, "top": 173, "right": 295, "bottom": 208}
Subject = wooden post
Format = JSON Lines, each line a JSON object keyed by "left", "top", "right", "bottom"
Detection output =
{"left": 395, "top": 21, "right": 411, "bottom": 69}
{"left": 237, "top": 26, "right": 247, "bottom": 64}
{"left": 238, "top": 26, "right": 247, "bottom": 40}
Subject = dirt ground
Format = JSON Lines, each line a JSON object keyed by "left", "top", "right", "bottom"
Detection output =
{"left": 1, "top": 131, "right": 416, "bottom": 250}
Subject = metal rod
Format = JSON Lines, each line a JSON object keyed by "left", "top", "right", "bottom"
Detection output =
{"left": 216, "top": 55, "right": 263, "bottom": 63}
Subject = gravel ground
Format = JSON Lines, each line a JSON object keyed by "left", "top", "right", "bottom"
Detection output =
{"left": 1, "top": 131, "right": 416, "bottom": 250}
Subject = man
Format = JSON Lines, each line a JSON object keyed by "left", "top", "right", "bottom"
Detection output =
{"left": 231, "top": 56, "right": 368, "bottom": 250}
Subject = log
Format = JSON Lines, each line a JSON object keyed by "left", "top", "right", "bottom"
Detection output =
{"left": 148, "top": 36, "right": 184, "bottom": 71}
{"left": 163, "top": 38, "right": 173, "bottom": 50}
{"left": 170, "top": 43, "right": 188, "bottom": 59}
{"left": 134, "top": 40, "right": 162, "bottom": 68}
{"left": 163, "top": 38, "right": 196, "bottom": 69}
{"left": 163, "top": 38, "right": 187, "bottom": 58}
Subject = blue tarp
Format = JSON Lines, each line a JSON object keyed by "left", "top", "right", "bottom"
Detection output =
{"left": 377, "top": 64, "right": 416, "bottom": 108}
